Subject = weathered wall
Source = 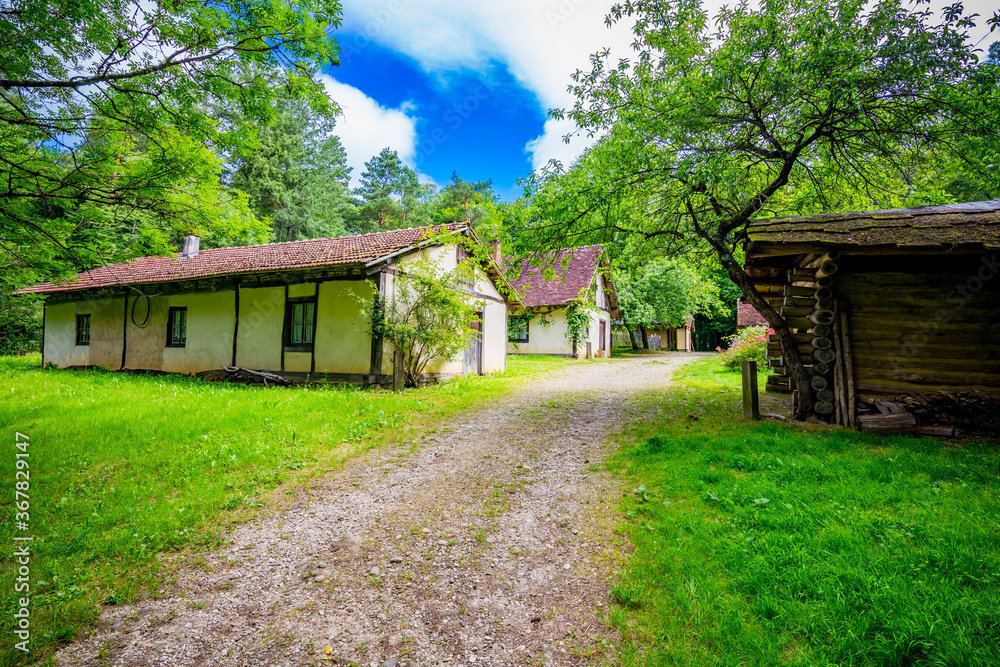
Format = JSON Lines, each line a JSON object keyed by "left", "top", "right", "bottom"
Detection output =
{"left": 44, "top": 297, "right": 125, "bottom": 369}
{"left": 586, "top": 310, "right": 613, "bottom": 357}
{"left": 507, "top": 309, "right": 612, "bottom": 357}
{"left": 123, "top": 294, "right": 169, "bottom": 370}
{"left": 162, "top": 292, "right": 235, "bottom": 374}
{"left": 313, "top": 280, "right": 373, "bottom": 374}
{"left": 507, "top": 308, "right": 573, "bottom": 356}
{"left": 480, "top": 299, "right": 508, "bottom": 373}
{"left": 411, "top": 257, "right": 509, "bottom": 375}
{"left": 235, "top": 286, "right": 284, "bottom": 371}
{"left": 837, "top": 268, "right": 1000, "bottom": 397}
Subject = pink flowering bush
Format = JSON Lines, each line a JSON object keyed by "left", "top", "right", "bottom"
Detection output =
{"left": 718, "top": 324, "right": 773, "bottom": 369}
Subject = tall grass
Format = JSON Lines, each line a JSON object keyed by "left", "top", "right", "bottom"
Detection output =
{"left": 609, "top": 357, "right": 1000, "bottom": 666}
{"left": 0, "top": 354, "right": 571, "bottom": 664}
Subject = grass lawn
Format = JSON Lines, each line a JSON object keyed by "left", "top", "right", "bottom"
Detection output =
{"left": 0, "top": 353, "right": 572, "bottom": 664}
{"left": 609, "top": 356, "right": 1000, "bottom": 666}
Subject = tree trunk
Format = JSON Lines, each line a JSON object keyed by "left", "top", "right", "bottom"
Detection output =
{"left": 701, "top": 232, "right": 814, "bottom": 419}
{"left": 627, "top": 327, "right": 639, "bottom": 351}
{"left": 639, "top": 326, "right": 649, "bottom": 349}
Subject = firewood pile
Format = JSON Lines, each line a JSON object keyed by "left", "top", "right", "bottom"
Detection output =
{"left": 220, "top": 365, "right": 291, "bottom": 387}
{"left": 764, "top": 251, "right": 854, "bottom": 424}
{"left": 857, "top": 391, "right": 1000, "bottom": 437}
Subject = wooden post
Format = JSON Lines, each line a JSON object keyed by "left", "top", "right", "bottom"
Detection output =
{"left": 393, "top": 350, "right": 404, "bottom": 392}
{"left": 741, "top": 360, "right": 760, "bottom": 420}
{"left": 839, "top": 311, "right": 857, "bottom": 427}
{"left": 586, "top": 341, "right": 592, "bottom": 359}
{"left": 832, "top": 310, "right": 848, "bottom": 426}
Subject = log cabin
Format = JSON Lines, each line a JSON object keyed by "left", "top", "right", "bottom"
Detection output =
{"left": 744, "top": 199, "right": 1000, "bottom": 428}
{"left": 506, "top": 245, "right": 621, "bottom": 358}
{"left": 18, "top": 223, "right": 517, "bottom": 386}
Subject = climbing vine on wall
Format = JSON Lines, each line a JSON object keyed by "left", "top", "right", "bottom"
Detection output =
{"left": 564, "top": 303, "right": 594, "bottom": 350}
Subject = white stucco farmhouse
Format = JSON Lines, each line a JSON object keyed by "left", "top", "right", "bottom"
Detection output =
{"left": 20, "top": 223, "right": 516, "bottom": 385}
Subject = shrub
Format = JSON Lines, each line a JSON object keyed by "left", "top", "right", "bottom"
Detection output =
{"left": 718, "top": 324, "right": 771, "bottom": 369}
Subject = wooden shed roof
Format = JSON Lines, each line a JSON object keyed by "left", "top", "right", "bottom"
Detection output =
{"left": 747, "top": 199, "right": 1000, "bottom": 256}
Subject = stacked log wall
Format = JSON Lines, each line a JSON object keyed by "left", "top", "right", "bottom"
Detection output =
{"left": 835, "top": 268, "right": 1000, "bottom": 398}
{"left": 763, "top": 253, "right": 841, "bottom": 413}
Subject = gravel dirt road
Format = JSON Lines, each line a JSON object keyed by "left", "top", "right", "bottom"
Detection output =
{"left": 56, "top": 352, "right": 709, "bottom": 667}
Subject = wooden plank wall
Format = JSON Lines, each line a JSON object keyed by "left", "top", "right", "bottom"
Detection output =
{"left": 837, "top": 270, "right": 1000, "bottom": 397}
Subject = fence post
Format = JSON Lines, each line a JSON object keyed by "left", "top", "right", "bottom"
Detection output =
{"left": 586, "top": 342, "right": 592, "bottom": 359}
{"left": 742, "top": 360, "right": 760, "bottom": 420}
{"left": 393, "top": 350, "right": 405, "bottom": 392}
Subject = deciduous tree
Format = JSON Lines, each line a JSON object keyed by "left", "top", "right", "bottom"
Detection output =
{"left": 359, "top": 236, "right": 483, "bottom": 387}
{"left": 1, "top": 0, "right": 342, "bottom": 273}
{"left": 535, "top": 0, "right": 1000, "bottom": 418}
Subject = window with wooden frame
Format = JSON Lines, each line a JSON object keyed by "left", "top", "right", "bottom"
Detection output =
{"left": 76, "top": 314, "right": 91, "bottom": 346}
{"left": 284, "top": 297, "right": 317, "bottom": 352}
{"left": 508, "top": 315, "right": 529, "bottom": 343}
{"left": 166, "top": 307, "right": 187, "bottom": 347}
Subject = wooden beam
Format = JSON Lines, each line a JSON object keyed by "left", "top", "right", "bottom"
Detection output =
{"left": 311, "top": 281, "right": 319, "bottom": 375}
{"left": 280, "top": 285, "right": 288, "bottom": 373}
{"left": 840, "top": 310, "right": 856, "bottom": 427}
{"left": 802, "top": 251, "right": 842, "bottom": 269}
{"left": 368, "top": 273, "right": 386, "bottom": 383}
{"left": 40, "top": 302, "right": 46, "bottom": 367}
{"left": 858, "top": 412, "right": 916, "bottom": 433}
{"left": 232, "top": 282, "right": 240, "bottom": 367}
{"left": 120, "top": 294, "right": 129, "bottom": 371}
{"left": 749, "top": 243, "right": 987, "bottom": 258}
{"left": 742, "top": 360, "right": 761, "bottom": 420}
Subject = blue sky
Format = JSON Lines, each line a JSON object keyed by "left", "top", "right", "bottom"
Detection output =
{"left": 322, "top": 0, "right": 998, "bottom": 202}
{"left": 327, "top": 42, "right": 546, "bottom": 201}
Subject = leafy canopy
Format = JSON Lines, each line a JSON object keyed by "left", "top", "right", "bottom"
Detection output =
{"left": 1, "top": 0, "right": 342, "bottom": 274}
{"left": 540, "top": 0, "right": 999, "bottom": 249}
{"left": 616, "top": 257, "right": 725, "bottom": 331}
{"left": 229, "top": 97, "right": 353, "bottom": 242}
{"left": 533, "top": 0, "right": 1000, "bottom": 416}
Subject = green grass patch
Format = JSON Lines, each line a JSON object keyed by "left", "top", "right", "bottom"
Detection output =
{"left": 610, "top": 356, "right": 1000, "bottom": 666}
{"left": 497, "top": 353, "right": 575, "bottom": 378}
{"left": 0, "top": 354, "right": 569, "bottom": 664}
{"left": 612, "top": 347, "right": 669, "bottom": 357}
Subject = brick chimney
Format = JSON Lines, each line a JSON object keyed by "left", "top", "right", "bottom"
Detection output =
{"left": 181, "top": 234, "right": 200, "bottom": 258}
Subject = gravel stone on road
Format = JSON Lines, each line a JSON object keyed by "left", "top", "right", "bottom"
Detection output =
{"left": 55, "top": 352, "right": 708, "bottom": 666}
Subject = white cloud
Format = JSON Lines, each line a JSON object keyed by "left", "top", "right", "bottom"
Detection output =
{"left": 340, "top": 0, "right": 638, "bottom": 170}
{"left": 319, "top": 75, "right": 420, "bottom": 188}
{"left": 524, "top": 118, "right": 600, "bottom": 171}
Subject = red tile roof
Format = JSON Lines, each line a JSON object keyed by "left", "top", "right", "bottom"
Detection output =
{"left": 508, "top": 245, "right": 604, "bottom": 308}
{"left": 19, "top": 223, "right": 468, "bottom": 295}
{"left": 737, "top": 297, "right": 769, "bottom": 327}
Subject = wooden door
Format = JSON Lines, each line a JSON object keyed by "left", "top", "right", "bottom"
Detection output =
{"left": 599, "top": 320, "right": 606, "bottom": 355}
{"left": 463, "top": 313, "right": 483, "bottom": 375}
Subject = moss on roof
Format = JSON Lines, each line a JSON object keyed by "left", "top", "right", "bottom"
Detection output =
{"left": 748, "top": 200, "right": 1000, "bottom": 249}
